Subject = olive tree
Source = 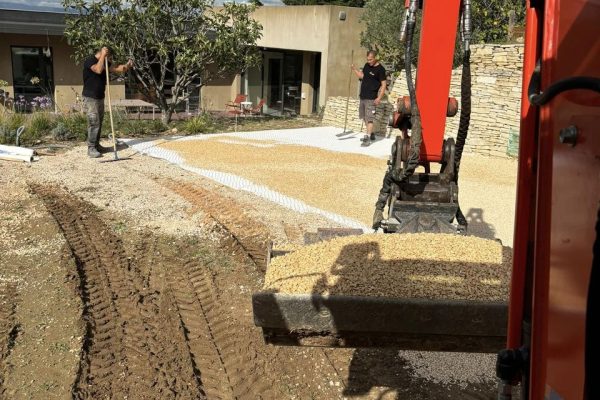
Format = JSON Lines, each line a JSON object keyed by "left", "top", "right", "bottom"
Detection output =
{"left": 63, "top": 0, "right": 263, "bottom": 123}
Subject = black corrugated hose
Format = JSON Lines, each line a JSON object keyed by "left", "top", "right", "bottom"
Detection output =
{"left": 401, "top": 1, "right": 423, "bottom": 181}
{"left": 453, "top": 0, "right": 472, "bottom": 230}
{"left": 453, "top": 48, "right": 471, "bottom": 228}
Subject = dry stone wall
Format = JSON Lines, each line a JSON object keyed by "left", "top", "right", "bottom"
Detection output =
{"left": 322, "top": 44, "right": 524, "bottom": 158}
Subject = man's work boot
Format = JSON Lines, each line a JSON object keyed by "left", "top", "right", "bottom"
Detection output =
{"left": 370, "top": 133, "right": 376, "bottom": 141}
{"left": 87, "top": 147, "right": 102, "bottom": 158}
{"left": 372, "top": 208, "right": 384, "bottom": 230}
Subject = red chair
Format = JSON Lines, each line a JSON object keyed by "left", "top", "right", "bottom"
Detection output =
{"left": 245, "top": 98, "right": 266, "bottom": 116}
{"left": 225, "top": 94, "right": 246, "bottom": 112}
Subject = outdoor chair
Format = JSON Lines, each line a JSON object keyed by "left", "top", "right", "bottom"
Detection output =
{"left": 225, "top": 94, "right": 247, "bottom": 112}
{"left": 244, "top": 98, "right": 266, "bottom": 116}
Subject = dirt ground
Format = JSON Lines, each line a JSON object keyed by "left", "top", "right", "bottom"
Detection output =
{"left": 0, "top": 140, "right": 504, "bottom": 399}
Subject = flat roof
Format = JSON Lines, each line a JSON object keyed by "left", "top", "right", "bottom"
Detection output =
{"left": 0, "top": 9, "right": 66, "bottom": 35}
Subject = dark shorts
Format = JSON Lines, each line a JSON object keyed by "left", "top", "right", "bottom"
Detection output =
{"left": 359, "top": 99, "right": 376, "bottom": 122}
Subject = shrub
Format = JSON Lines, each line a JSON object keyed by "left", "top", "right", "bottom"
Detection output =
{"left": 118, "top": 119, "right": 167, "bottom": 136}
{"left": 54, "top": 113, "right": 88, "bottom": 141}
{"left": 51, "top": 123, "right": 73, "bottom": 141}
{"left": 101, "top": 108, "right": 126, "bottom": 136}
{"left": 25, "top": 112, "right": 55, "bottom": 142}
{"left": 182, "top": 113, "right": 215, "bottom": 134}
{"left": 0, "top": 113, "right": 26, "bottom": 144}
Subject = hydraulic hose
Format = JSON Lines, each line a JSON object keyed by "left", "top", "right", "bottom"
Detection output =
{"left": 454, "top": 1, "right": 472, "bottom": 229}
{"left": 400, "top": 0, "right": 422, "bottom": 181}
{"left": 528, "top": 60, "right": 600, "bottom": 106}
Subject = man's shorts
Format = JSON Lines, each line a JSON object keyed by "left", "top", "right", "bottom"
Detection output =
{"left": 359, "top": 99, "right": 376, "bottom": 123}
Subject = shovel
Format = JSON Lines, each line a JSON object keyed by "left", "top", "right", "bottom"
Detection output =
{"left": 104, "top": 57, "right": 120, "bottom": 161}
{"left": 336, "top": 50, "right": 355, "bottom": 138}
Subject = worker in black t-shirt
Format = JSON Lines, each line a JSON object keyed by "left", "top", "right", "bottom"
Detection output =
{"left": 351, "top": 50, "right": 387, "bottom": 144}
{"left": 82, "top": 47, "right": 133, "bottom": 158}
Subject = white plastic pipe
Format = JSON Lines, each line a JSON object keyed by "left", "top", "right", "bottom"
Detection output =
{"left": 0, "top": 152, "right": 33, "bottom": 162}
{"left": 0, "top": 144, "right": 34, "bottom": 157}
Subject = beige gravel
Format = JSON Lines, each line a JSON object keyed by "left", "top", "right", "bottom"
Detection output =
{"left": 163, "top": 138, "right": 518, "bottom": 245}
{"left": 264, "top": 233, "right": 511, "bottom": 301}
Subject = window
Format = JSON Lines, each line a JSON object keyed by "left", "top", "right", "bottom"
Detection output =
{"left": 11, "top": 46, "right": 54, "bottom": 110}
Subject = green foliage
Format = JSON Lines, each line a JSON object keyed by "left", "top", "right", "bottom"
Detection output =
{"left": 25, "top": 112, "right": 54, "bottom": 141}
{"left": 360, "top": 0, "right": 525, "bottom": 72}
{"left": 0, "top": 113, "right": 26, "bottom": 144}
{"left": 359, "top": 0, "right": 409, "bottom": 72}
{"left": 282, "top": 0, "right": 365, "bottom": 5}
{"left": 471, "top": 0, "right": 526, "bottom": 43}
{"left": 63, "top": 0, "right": 263, "bottom": 123}
{"left": 118, "top": 119, "right": 167, "bottom": 136}
{"left": 101, "top": 108, "right": 126, "bottom": 136}
{"left": 182, "top": 113, "right": 216, "bottom": 134}
{"left": 53, "top": 113, "right": 88, "bottom": 141}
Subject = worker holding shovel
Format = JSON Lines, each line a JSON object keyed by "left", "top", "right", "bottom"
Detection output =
{"left": 351, "top": 50, "right": 387, "bottom": 146}
{"left": 82, "top": 46, "right": 132, "bottom": 158}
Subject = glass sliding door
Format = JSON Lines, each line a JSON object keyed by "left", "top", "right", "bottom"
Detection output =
{"left": 242, "top": 49, "right": 314, "bottom": 116}
{"left": 243, "top": 65, "right": 263, "bottom": 106}
{"left": 282, "top": 53, "right": 303, "bottom": 116}
{"left": 263, "top": 51, "right": 284, "bottom": 115}
{"left": 11, "top": 46, "right": 54, "bottom": 111}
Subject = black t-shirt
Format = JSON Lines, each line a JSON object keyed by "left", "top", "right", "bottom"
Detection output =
{"left": 82, "top": 56, "right": 110, "bottom": 99}
{"left": 359, "top": 63, "right": 386, "bottom": 100}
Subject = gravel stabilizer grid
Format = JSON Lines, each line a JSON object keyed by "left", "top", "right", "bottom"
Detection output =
{"left": 128, "top": 133, "right": 371, "bottom": 232}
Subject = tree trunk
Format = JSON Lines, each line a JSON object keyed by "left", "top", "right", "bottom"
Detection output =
{"left": 161, "top": 109, "right": 173, "bottom": 125}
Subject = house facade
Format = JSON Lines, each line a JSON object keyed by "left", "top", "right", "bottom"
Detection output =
{"left": 0, "top": 5, "right": 365, "bottom": 116}
{"left": 0, "top": 7, "right": 125, "bottom": 112}
{"left": 203, "top": 5, "right": 365, "bottom": 116}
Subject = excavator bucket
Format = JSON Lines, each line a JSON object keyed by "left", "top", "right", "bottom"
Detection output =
{"left": 253, "top": 236, "right": 507, "bottom": 353}
{"left": 253, "top": 292, "right": 507, "bottom": 353}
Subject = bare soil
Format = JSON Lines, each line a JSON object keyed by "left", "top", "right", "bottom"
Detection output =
{"left": 0, "top": 141, "right": 502, "bottom": 399}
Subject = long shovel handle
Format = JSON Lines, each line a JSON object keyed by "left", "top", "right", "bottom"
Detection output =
{"left": 343, "top": 50, "right": 354, "bottom": 134}
{"left": 105, "top": 58, "right": 118, "bottom": 159}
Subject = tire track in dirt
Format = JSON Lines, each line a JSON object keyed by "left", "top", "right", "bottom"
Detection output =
{"left": 161, "top": 180, "right": 271, "bottom": 272}
{"left": 162, "top": 180, "right": 347, "bottom": 398}
{"left": 0, "top": 283, "right": 18, "bottom": 397}
{"left": 30, "top": 184, "right": 204, "bottom": 399}
{"left": 133, "top": 232, "right": 280, "bottom": 399}
{"left": 133, "top": 235, "right": 234, "bottom": 399}
{"left": 179, "top": 258, "right": 280, "bottom": 399}
{"left": 167, "top": 261, "right": 235, "bottom": 399}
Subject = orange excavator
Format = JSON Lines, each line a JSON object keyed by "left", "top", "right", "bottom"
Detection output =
{"left": 253, "top": 1, "right": 600, "bottom": 398}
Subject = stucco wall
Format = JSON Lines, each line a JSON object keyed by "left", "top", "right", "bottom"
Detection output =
{"left": 323, "top": 44, "right": 524, "bottom": 158}
{"left": 200, "top": 74, "right": 239, "bottom": 112}
{"left": 204, "top": 5, "right": 365, "bottom": 114}
{"left": 0, "top": 33, "right": 125, "bottom": 112}
{"left": 324, "top": 6, "right": 365, "bottom": 104}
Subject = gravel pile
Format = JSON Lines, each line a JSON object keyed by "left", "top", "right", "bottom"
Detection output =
{"left": 400, "top": 350, "right": 496, "bottom": 386}
{"left": 264, "top": 233, "right": 512, "bottom": 301}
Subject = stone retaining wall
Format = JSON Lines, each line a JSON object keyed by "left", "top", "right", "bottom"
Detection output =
{"left": 322, "top": 44, "right": 524, "bottom": 158}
